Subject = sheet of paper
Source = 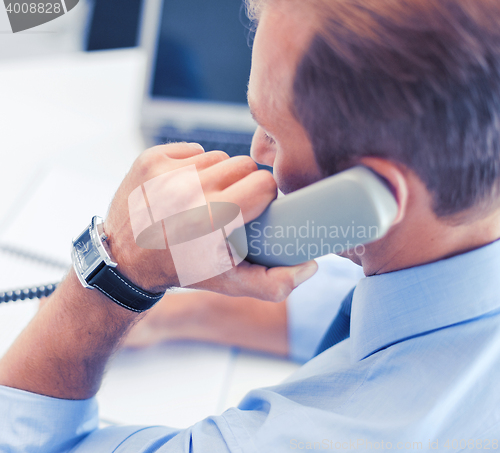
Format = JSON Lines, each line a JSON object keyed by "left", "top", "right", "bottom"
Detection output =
{"left": 0, "top": 251, "right": 66, "bottom": 359}
{"left": 97, "top": 342, "right": 233, "bottom": 428}
{"left": 0, "top": 164, "right": 121, "bottom": 266}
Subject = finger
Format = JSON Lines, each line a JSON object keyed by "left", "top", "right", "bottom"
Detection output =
{"left": 196, "top": 260, "right": 319, "bottom": 302}
{"left": 199, "top": 155, "right": 258, "bottom": 191}
{"left": 149, "top": 142, "right": 206, "bottom": 159}
{"left": 187, "top": 150, "right": 231, "bottom": 172}
{"left": 164, "top": 142, "right": 205, "bottom": 159}
{"left": 219, "top": 170, "right": 277, "bottom": 222}
{"left": 237, "top": 261, "right": 319, "bottom": 301}
{"left": 166, "top": 142, "right": 205, "bottom": 159}
{"left": 138, "top": 147, "right": 229, "bottom": 181}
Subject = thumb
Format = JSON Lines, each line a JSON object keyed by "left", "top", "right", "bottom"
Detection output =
{"left": 193, "top": 259, "right": 319, "bottom": 302}
{"left": 291, "top": 260, "right": 320, "bottom": 288}
{"left": 254, "top": 260, "right": 319, "bottom": 302}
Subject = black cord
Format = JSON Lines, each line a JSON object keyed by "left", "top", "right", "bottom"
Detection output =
{"left": 0, "top": 243, "right": 66, "bottom": 304}
{"left": 0, "top": 283, "right": 59, "bottom": 304}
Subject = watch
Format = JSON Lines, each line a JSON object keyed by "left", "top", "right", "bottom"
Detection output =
{"left": 71, "top": 216, "right": 164, "bottom": 312}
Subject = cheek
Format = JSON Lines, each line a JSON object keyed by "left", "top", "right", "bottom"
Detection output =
{"left": 271, "top": 151, "right": 288, "bottom": 193}
{"left": 273, "top": 152, "right": 318, "bottom": 194}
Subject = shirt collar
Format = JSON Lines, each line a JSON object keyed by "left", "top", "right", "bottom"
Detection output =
{"left": 350, "top": 239, "right": 500, "bottom": 363}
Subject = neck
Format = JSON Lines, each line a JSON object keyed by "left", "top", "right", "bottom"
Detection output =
{"left": 361, "top": 208, "right": 500, "bottom": 276}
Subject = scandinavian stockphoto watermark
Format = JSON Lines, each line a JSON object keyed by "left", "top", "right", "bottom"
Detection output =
{"left": 128, "top": 164, "right": 248, "bottom": 287}
{"left": 247, "top": 220, "right": 380, "bottom": 261}
{"left": 290, "top": 438, "right": 499, "bottom": 450}
{"left": 3, "top": 0, "right": 78, "bottom": 33}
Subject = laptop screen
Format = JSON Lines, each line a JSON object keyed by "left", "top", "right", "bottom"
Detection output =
{"left": 151, "top": 0, "right": 253, "bottom": 105}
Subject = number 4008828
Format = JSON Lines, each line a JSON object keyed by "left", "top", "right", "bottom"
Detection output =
{"left": 5, "top": 3, "right": 62, "bottom": 14}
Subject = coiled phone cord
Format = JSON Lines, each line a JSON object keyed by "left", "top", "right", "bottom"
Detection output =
{"left": 0, "top": 244, "right": 64, "bottom": 304}
{"left": 0, "top": 283, "right": 58, "bottom": 304}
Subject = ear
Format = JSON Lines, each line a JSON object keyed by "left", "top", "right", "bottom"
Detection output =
{"left": 359, "top": 157, "right": 409, "bottom": 226}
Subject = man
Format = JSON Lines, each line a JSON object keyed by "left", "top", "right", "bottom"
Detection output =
{"left": 2, "top": 0, "right": 500, "bottom": 450}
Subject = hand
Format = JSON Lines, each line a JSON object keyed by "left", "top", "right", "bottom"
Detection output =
{"left": 121, "top": 293, "right": 186, "bottom": 349}
{"left": 121, "top": 308, "right": 171, "bottom": 349}
{"left": 122, "top": 289, "right": 290, "bottom": 356}
{"left": 104, "top": 143, "right": 317, "bottom": 302}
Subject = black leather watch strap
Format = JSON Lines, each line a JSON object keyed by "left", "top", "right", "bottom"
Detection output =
{"left": 88, "top": 265, "right": 164, "bottom": 312}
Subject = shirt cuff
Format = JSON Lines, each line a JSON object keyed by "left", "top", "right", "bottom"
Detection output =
{"left": 0, "top": 385, "right": 98, "bottom": 453}
{"left": 287, "top": 254, "right": 364, "bottom": 363}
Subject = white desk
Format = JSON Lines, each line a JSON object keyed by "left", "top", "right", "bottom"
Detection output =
{"left": 0, "top": 49, "right": 300, "bottom": 428}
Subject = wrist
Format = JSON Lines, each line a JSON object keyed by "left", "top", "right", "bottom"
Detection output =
{"left": 65, "top": 268, "right": 141, "bottom": 323}
{"left": 103, "top": 218, "right": 176, "bottom": 294}
{"left": 72, "top": 216, "right": 167, "bottom": 313}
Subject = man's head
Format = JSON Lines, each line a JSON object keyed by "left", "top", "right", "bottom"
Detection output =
{"left": 246, "top": 0, "right": 500, "bottom": 274}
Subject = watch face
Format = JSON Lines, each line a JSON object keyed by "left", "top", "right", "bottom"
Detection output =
{"left": 74, "top": 226, "right": 100, "bottom": 273}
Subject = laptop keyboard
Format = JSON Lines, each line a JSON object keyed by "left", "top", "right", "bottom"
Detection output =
{"left": 155, "top": 126, "right": 254, "bottom": 158}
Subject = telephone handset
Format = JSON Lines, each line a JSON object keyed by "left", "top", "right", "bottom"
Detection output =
{"left": 228, "top": 166, "right": 398, "bottom": 268}
{"left": 1, "top": 166, "right": 397, "bottom": 304}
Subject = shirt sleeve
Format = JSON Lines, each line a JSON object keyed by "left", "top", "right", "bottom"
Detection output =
{"left": 71, "top": 419, "right": 236, "bottom": 453}
{"left": 286, "top": 254, "right": 364, "bottom": 363}
{"left": 0, "top": 384, "right": 237, "bottom": 453}
{"left": 0, "top": 385, "right": 98, "bottom": 453}
{"left": 0, "top": 385, "right": 223, "bottom": 453}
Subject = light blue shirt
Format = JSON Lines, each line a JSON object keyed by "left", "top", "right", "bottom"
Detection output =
{"left": 287, "top": 254, "right": 365, "bottom": 362}
{"left": 2, "top": 241, "right": 500, "bottom": 452}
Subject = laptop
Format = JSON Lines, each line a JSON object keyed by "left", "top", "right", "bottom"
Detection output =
{"left": 139, "top": 0, "right": 257, "bottom": 157}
